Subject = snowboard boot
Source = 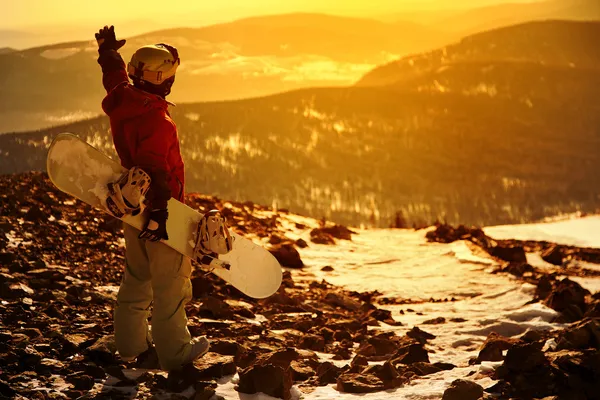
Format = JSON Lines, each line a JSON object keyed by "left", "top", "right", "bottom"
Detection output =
{"left": 106, "top": 167, "right": 151, "bottom": 218}
{"left": 193, "top": 210, "right": 233, "bottom": 259}
{"left": 181, "top": 336, "right": 210, "bottom": 366}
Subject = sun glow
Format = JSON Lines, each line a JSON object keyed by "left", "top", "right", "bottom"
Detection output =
{"left": 5, "top": 0, "right": 532, "bottom": 30}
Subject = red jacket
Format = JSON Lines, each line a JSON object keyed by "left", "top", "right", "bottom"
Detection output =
{"left": 98, "top": 50, "right": 184, "bottom": 210}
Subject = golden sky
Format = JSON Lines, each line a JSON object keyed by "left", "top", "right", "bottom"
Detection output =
{"left": 6, "top": 0, "right": 536, "bottom": 29}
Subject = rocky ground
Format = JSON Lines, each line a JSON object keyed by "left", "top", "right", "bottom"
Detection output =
{"left": 426, "top": 224, "right": 600, "bottom": 399}
{"left": 0, "top": 172, "right": 599, "bottom": 400}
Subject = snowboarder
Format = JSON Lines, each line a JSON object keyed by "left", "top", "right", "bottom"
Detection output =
{"left": 94, "top": 25, "right": 209, "bottom": 370}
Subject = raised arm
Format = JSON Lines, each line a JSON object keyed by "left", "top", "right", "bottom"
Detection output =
{"left": 95, "top": 25, "right": 128, "bottom": 93}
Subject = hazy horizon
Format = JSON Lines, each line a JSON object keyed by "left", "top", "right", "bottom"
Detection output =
{"left": 3, "top": 0, "right": 542, "bottom": 49}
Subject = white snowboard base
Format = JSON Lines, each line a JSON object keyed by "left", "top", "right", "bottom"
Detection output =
{"left": 46, "top": 133, "right": 282, "bottom": 299}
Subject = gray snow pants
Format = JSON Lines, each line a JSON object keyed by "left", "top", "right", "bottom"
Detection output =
{"left": 114, "top": 224, "right": 194, "bottom": 370}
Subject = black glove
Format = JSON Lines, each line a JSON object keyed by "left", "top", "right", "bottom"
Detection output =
{"left": 139, "top": 209, "right": 169, "bottom": 242}
{"left": 95, "top": 25, "right": 126, "bottom": 53}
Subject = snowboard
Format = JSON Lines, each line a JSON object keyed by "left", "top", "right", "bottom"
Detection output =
{"left": 46, "top": 133, "right": 282, "bottom": 299}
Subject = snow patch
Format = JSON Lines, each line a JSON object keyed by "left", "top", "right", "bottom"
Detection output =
{"left": 40, "top": 48, "right": 80, "bottom": 59}
{"left": 484, "top": 216, "right": 600, "bottom": 248}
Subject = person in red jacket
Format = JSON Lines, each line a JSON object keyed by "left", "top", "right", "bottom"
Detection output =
{"left": 95, "top": 25, "right": 208, "bottom": 371}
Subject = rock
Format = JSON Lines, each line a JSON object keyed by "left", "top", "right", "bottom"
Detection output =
{"left": 391, "top": 341, "right": 429, "bottom": 365}
{"left": 364, "top": 307, "right": 393, "bottom": 322}
{"left": 422, "top": 316, "right": 445, "bottom": 325}
{"left": 199, "top": 296, "right": 235, "bottom": 319}
{"left": 0, "top": 252, "right": 18, "bottom": 266}
{"left": 362, "top": 361, "right": 406, "bottom": 388}
{"left": 309, "top": 230, "right": 336, "bottom": 245}
{"left": 477, "top": 332, "right": 521, "bottom": 362}
{"left": 191, "top": 276, "right": 214, "bottom": 297}
{"left": 324, "top": 292, "right": 362, "bottom": 311}
{"left": 24, "top": 206, "right": 47, "bottom": 222}
{"left": 299, "top": 334, "right": 325, "bottom": 352}
{"left": 489, "top": 244, "right": 527, "bottom": 263}
{"left": 408, "top": 362, "right": 443, "bottom": 376}
{"left": 504, "top": 342, "right": 547, "bottom": 373}
{"left": 425, "top": 224, "right": 484, "bottom": 244}
{"left": 84, "top": 335, "right": 118, "bottom": 365}
{"left": 583, "top": 300, "right": 600, "bottom": 319}
{"left": 166, "top": 365, "right": 216, "bottom": 393}
{"left": 268, "top": 234, "right": 285, "bottom": 245}
{"left": 521, "top": 329, "right": 550, "bottom": 343}
{"left": 334, "top": 330, "right": 353, "bottom": 342}
{"left": 0, "top": 379, "right": 16, "bottom": 398}
{"left": 442, "top": 379, "right": 484, "bottom": 400}
{"left": 36, "top": 358, "right": 66, "bottom": 376}
{"left": 191, "top": 353, "right": 237, "bottom": 379}
{"left": 43, "top": 304, "right": 65, "bottom": 319}
{"left": 208, "top": 339, "right": 247, "bottom": 359}
{"left": 0, "top": 272, "right": 16, "bottom": 284}
{"left": 318, "top": 327, "right": 334, "bottom": 342}
{"left": 289, "top": 360, "right": 315, "bottom": 381}
{"left": 502, "top": 262, "right": 535, "bottom": 277}
{"left": 544, "top": 278, "right": 590, "bottom": 321}
{"left": 406, "top": 326, "right": 436, "bottom": 343}
{"left": 321, "top": 265, "right": 334, "bottom": 272}
{"left": 81, "top": 362, "right": 107, "bottom": 380}
{"left": 315, "top": 361, "right": 343, "bottom": 385}
{"left": 98, "top": 217, "right": 122, "bottom": 234}
{"left": 336, "top": 373, "right": 385, "bottom": 393}
{"left": 19, "top": 327, "right": 43, "bottom": 339}
{"left": 357, "top": 337, "right": 398, "bottom": 358}
{"left": 260, "top": 287, "right": 299, "bottom": 307}
{"left": 312, "top": 225, "right": 356, "bottom": 240}
{"left": 237, "top": 364, "right": 292, "bottom": 400}
{"left": 547, "top": 349, "right": 600, "bottom": 397}
{"left": 331, "top": 345, "right": 352, "bottom": 360}
{"left": 268, "top": 313, "right": 315, "bottom": 331}
{"left": 295, "top": 238, "right": 308, "bottom": 248}
{"left": 269, "top": 243, "right": 304, "bottom": 268}
{"left": 193, "top": 382, "right": 217, "bottom": 400}
{"left": 257, "top": 348, "right": 302, "bottom": 369}
{"left": 541, "top": 245, "right": 567, "bottom": 266}
{"left": 433, "top": 362, "right": 457, "bottom": 371}
{"left": 66, "top": 374, "right": 94, "bottom": 391}
{"left": 351, "top": 354, "right": 369, "bottom": 367}
{"left": 556, "top": 318, "right": 600, "bottom": 350}
{"left": 0, "top": 282, "right": 34, "bottom": 299}
{"left": 20, "top": 346, "right": 43, "bottom": 367}
{"left": 281, "top": 271, "right": 295, "bottom": 288}
{"left": 536, "top": 275, "right": 555, "bottom": 299}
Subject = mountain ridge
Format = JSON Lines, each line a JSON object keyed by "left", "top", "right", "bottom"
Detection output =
{"left": 2, "top": 19, "right": 599, "bottom": 227}
{"left": 356, "top": 19, "right": 600, "bottom": 87}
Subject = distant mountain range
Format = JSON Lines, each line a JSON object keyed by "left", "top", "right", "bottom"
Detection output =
{"left": 3, "top": 1, "right": 599, "bottom": 133}
{"left": 0, "top": 13, "right": 449, "bottom": 133}
{"left": 2, "top": 20, "right": 599, "bottom": 228}
{"left": 357, "top": 20, "right": 600, "bottom": 87}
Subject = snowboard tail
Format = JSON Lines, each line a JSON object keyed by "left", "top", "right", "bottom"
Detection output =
{"left": 46, "top": 133, "right": 281, "bottom": 298}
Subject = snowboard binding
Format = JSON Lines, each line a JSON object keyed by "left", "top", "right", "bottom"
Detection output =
{"left": 193, "top": 210, "right": 234, "bottom": 259}
{"left": 106, "top": 167, "right": 151, "bottom": 218}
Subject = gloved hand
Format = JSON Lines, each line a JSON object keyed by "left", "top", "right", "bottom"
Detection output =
{"left": 139, "top": 209, "right": 169, "bottom": 242}
{"left": 95, "top": 25, "right": 126, "bottom": 52}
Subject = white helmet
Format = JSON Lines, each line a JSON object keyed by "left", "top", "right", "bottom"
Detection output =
{"left": 127, "top": 43, "right": 180, "bottom": 85}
